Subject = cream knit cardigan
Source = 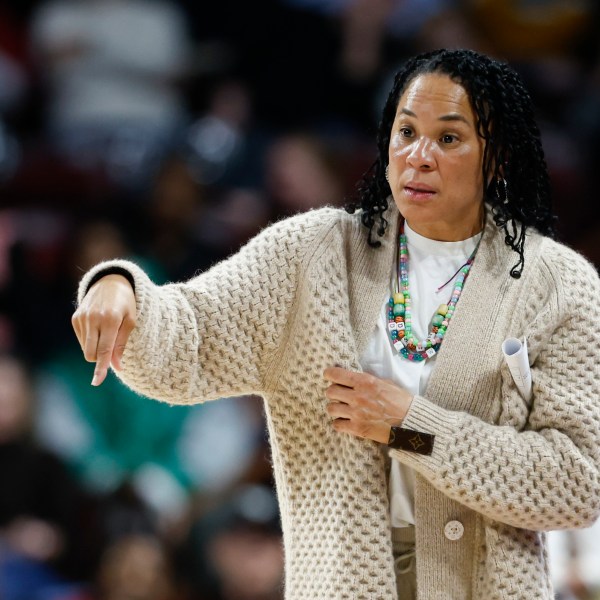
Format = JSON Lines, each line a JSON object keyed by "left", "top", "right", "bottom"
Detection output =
{"left": 79, "top": 205, "right": 600, "bottom": 599}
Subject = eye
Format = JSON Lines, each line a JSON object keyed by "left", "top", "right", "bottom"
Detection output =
{"left": 441, "top": 134, "right": 458, "bottom": 144}
{"left": 399, "top": 126, "right": 414, "bottom": 138}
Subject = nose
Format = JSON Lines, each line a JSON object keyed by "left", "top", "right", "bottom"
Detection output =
{"left": 406, "top": 137, "right": 435, "bottom": 170}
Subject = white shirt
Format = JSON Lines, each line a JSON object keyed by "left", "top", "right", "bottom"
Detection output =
{"left": 360, "top": 220, "right": 481, "bottom": 527}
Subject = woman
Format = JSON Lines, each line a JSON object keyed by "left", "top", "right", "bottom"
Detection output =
{"left": 72, "top": 49, "right": 600, "bottom": 599}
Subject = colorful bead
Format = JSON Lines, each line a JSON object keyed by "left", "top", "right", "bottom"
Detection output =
{"left": 393, "top": 304, "right": 405, "bottom": 317}
{"left": 386, "top": 222, "right": 479, "bottom": 362}
{"left": 432, "top": 314, "right": 444, "bottom": 327}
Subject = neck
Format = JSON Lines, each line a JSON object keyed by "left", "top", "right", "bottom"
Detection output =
{"left": 404, "top": 208, "right": 485, "bottom": 242}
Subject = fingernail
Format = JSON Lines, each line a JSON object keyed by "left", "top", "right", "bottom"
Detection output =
{"left": 91, "top": 373, "right": 100, "bottom": 386}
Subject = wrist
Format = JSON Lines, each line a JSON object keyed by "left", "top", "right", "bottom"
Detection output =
{"left": 387, "top": 426, "right": 435, "bottom": 455}
{"left": 85, "top": 266, "right": 135, "bottom": 295}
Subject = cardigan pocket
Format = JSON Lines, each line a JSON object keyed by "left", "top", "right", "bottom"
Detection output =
{"left": 498, "top": 299, "right": 556, "bottom": 430}
{"left": 498, "top": 360, "right": 533, "bottom": 430}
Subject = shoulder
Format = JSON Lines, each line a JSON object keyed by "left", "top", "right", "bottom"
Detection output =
{"left": 528, "top": 232, "right": 600, "bottom": 311}
{"left": 253, "top": 206, "right": 363, "bottom": 251}
{"left": 538, "top": 235, "right": 599, "bottom": 287}
{"left": 269, "top": 205, "right": 356, "bottom": 230}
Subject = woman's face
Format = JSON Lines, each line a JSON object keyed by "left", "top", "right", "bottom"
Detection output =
{"left": 387, "top": 73, "right": 486, "bottom": 241}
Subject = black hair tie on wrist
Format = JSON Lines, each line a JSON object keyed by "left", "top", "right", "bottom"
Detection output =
{"left": 84, "top": 266, "right": 136, "bottom": 296}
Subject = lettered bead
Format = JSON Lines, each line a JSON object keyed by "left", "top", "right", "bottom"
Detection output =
{"left": 388, "top": 322, "right": 398, "bottom": 331}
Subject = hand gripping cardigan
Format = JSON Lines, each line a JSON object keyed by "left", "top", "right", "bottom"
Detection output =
{"left": 78, "top": 205, "right": 600, "bottom": 599}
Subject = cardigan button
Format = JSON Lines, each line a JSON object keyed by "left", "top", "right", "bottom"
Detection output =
{"left": 444, "top": 520, "right": 464, "bottom": 541}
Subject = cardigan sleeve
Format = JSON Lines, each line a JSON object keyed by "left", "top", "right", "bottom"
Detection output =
{"left": 390, "top": 248, "right": 600, "bottom": 532}
{"left": 77, "top": 209, "right": 334, "bottom": 405}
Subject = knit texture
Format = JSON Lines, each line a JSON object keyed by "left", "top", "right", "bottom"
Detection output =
{"left": 78, "top": 206, "right": 600, "bottom": 599}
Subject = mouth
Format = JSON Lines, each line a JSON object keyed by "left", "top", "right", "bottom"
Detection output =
{"left": 403, "top": 185, "right": 436, "bottom": 200}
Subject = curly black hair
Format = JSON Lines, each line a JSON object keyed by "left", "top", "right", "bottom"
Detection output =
{"left": 345, "top": 48, "right": 556, "bottom": 278}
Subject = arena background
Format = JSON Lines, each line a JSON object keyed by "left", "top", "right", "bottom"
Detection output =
{"left": 0, "top": 1, "right": 599, "bottom": 599}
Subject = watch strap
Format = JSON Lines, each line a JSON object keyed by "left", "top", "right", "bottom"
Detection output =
{"left": 388, "top": 426, "right": 435, "bottom": 455}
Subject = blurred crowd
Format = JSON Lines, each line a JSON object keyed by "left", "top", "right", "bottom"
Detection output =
{"left": 0, "top": 1, "right": 599, "bottom": 599}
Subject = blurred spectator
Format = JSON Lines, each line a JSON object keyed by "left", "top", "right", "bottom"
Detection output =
{"left": 0, "top": 4, "right": 29, "bottom": 116}
{"left": 0, "top": 353, "right": 92, "bottom": 600}
{"left": 337, "top": 0, "right": 449, "bottom": 82}
{"left": 30, "top": 0, "right": 191, "bottom": 189}
{"left": 464, "top": 0, "right": 596, "bottom": 60}
{"left": 415, "top": 6, "right": 489, "bottom": 57}
{"left": 136, "top": 157, "right": 221, "bottom": 281}
{"left": 35, "top": 221, "right": 265, "bottom": 534}
{"left": 181, "top": 484, "right": 283, "bottom": 600}
{"left": 454, "top": 1, "right": 598, "bottom": 116}
{"left": 264, "top": 133, "right": 346, "bottom": 216}
{"left": 36, "top": 358, "right": 194, "bottom": 527}
{"left": 0, "top": 4, "right": 28, "bottom": 180}
{"left": 562, "top": 47, "right": 600, "bottom": 258}
{"left": 0, "top": 211, "right": 17, "bottom": 352}
{"left": 193, "top": 187, "right": 271, "bottom": 261}
{"left": 36, "top": 356, "right": 268, "bottom": 531}
{"left": 95, "top": 533, "right": 184, "bottom": 600}
{"left": 549, "top": 523, "right": 600, "bottom": 600}
{"left": 0, "top": 208, "right": 73, "bottom": 363}
{"left": 281, "top": 0, "right": 454, "bottom": 128}
{"left": 185, "top": 80, "right": 266, "bottom": 189}
{"left": 178, "top": 78, "right": 272, "bottom": 263}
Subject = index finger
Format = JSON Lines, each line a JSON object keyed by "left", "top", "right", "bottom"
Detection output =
{"left": 323, "top": 366, "right": 364, "bottom": 388}
{"left": 91, "top": 322, "right": 121, "bottom": 386}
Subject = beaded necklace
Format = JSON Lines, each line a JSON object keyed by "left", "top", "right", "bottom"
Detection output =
{"left": 387, "top": 223, "right": 480, "bottom": 362}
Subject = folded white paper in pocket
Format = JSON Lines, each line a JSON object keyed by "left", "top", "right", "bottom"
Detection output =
{"left": 502, "top": 337, "right": 532, "bottom": 401}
